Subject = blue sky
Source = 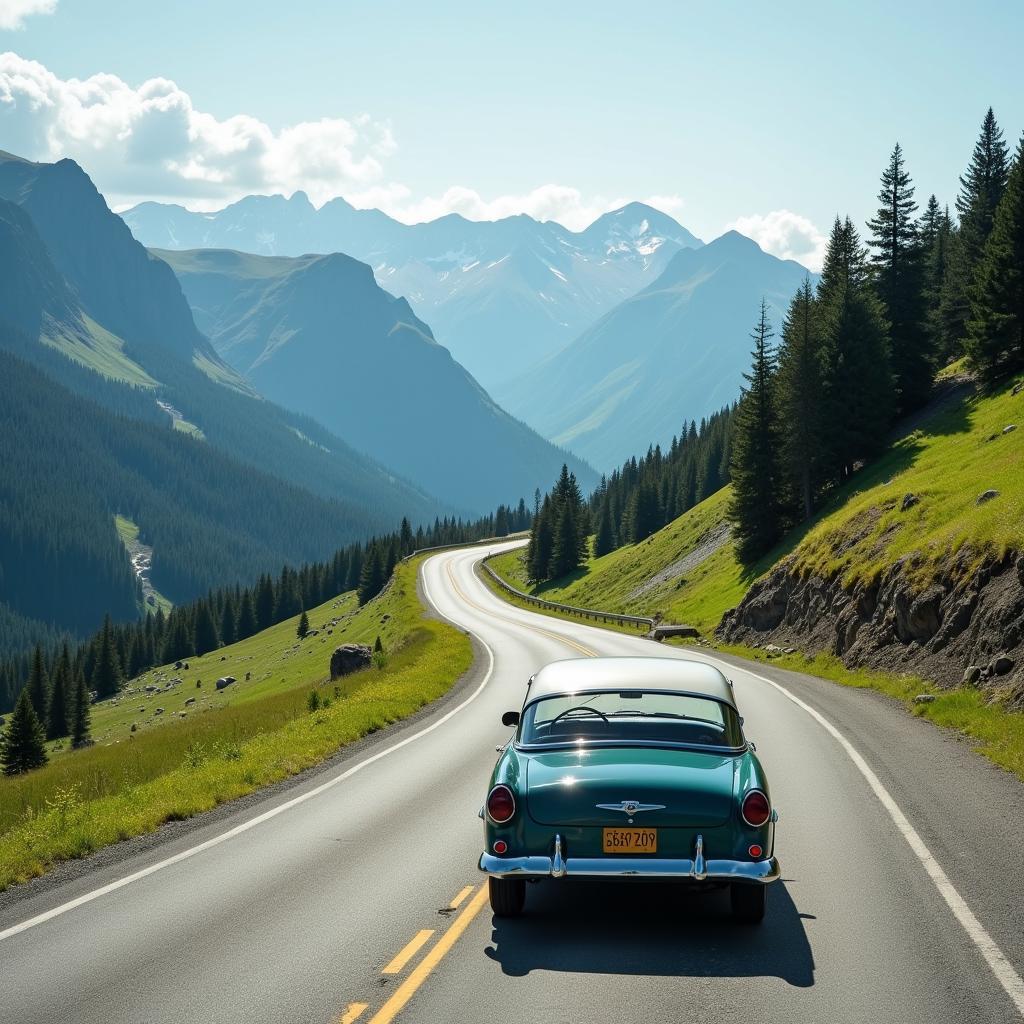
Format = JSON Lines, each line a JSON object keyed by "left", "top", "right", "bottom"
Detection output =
{"left": 1, "top": 0, "right": 1021, "bottom": 268}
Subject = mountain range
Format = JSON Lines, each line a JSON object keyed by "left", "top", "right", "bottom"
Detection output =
{"left": 496, "top": 231, "right": 817, "bottom": 469}
{"left": 0, "top": 150, "right": 461, "bottom": 653}
{"left": 156, "top": 246, "right": 596, "bottom": 511}
{"left": 0, "top": 151, "right": 444, "bottom": 517}
{"left": 123, "top": 196, "right": 702, "bottom": 392}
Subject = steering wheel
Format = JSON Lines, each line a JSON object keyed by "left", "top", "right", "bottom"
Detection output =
{"left": 551, "top": 705, "right": 610, "bottom": 725}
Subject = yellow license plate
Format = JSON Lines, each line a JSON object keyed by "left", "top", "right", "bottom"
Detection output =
{"left": 602, "top": 827, "right": 658, "bottom": 854}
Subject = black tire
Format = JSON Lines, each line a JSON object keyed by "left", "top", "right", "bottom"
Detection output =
{"left": 489, "top": 877, "right": 526, "bottom": 917}
{"left": 730, "top": 883, "right": 766, "bottom": 924}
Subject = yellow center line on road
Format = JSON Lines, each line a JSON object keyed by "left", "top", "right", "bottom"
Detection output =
{"left": 339, "top": 1003, "right": 368, "bottom": 1024}
{"left": 443, "top": 559, "right": 596, "bottom": 658}
{"left": 381, "top": 929, "right": 435, "bottom": 975}
{"left": 341, "top": 555, "right": 593, "bottom": 1024}
{"left": 448, "top": 885, "right": 474, "bottom": 909}
{"left": 367, "top": 884, "right": 491, "bottom": 1024}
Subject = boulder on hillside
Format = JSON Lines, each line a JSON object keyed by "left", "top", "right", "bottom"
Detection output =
{"left": 330, "top": 644, "right": 373, "bottom": 680}
{"left": 215, "top": 676, "right": 236, "bottom": 690}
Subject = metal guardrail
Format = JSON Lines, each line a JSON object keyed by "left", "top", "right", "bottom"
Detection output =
{"left": 403, "top": 531, "right": 529, "bottom": 562}
{"left": 479, "top": 560, "right": 656, "bottom": 631}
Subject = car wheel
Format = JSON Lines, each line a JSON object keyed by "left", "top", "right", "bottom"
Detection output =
{"left": 730, "top": 883, "right": 766, "bottom": 924}
{"left": 489, "top": 877, "right": 526, "bottom": 917}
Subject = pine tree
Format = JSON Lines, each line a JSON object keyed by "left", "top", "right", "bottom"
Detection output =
{"left": 357, "top": 546, "right": 385, "bottom": 605}
{"left": 776, "top": 279, "right": 824, "bottom": 520}
{"left": 626, "top": 480, "right": 662, "bottom": 543}
{"left": 71, "top": 672, "right": 91, "bottom": 748}
{"left": 550, "top": 501, "right": 582, "bottom": 578}
{"left": 236, "top": 589, "right": 258, "bottom": 640}
{"left": 867, "top": 143, "right": 931, "bottom": 413}
{"left": 494, "top": 505, "right": 510, "bottom": 537}
{"left": 966, "top": 135, "right": 1024, "bottom": 380}
{"left": 527, "top": 495, "right": 554, "bottom": 581}
{"left": 162, "top": 611, "right": 194, "bottom": 665}
{"left": 297, "top": 609, "right": 310, "bottom": 639}
{"left": 219, "top": 595, "right": 237, "bottom": 647}
{"left": 92, "top": 613, "right": 125, "bottom": 698}
{"left": 818, "top": 217, "right": 894, "bottom": 481}
{"left": 46, "top": 644, "right": 72, "bottom": 740}
{"left": 276, "top": 567, "right": 301, "bottom": 620}
{"left": 593, "top": 498, "right": 615, "bottom": 557}
{"left": 919, "top": 193, "right": 942, "bottom": 254}
{"left": 958, "top": 108, "right": 1011, "bottom": 265}
{"left": 193, "top": 599, "right": 221, "bottom": 656}
{"left": 255, "top": 574, "right": 277, "bottom": 630}
{"left": 1, "top": 688, "right": 48, "bottom": 775}
{"left": 942, "top": 108, "right": 1011, "bottom": 352}
{"left": 25, "top": 644, "right": 49, "bottom": 724}
{"left": 399, "top": 517, "right": 414, "bottom": 555}
{"left": 923, "top": 202, "right": 954, "bottom": 361}
{"left": 729, "top": 301, "right": 784, "bottom": 562}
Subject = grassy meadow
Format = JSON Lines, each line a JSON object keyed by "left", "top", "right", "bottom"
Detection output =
{"left": 0, "top": 556, "right": 472, "bottom": 890}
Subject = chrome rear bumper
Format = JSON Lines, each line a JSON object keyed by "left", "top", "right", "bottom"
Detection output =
{"left": 478, "top": 833, "right": 780, "bottom": 884}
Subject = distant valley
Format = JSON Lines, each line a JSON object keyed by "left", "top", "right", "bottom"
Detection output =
{"left": 498, "top": 231, "right": 817, "bottom": 468}
{"left": 124, "top": 197, "right": 702, "bottom": 393}
{"left": 157, "top": 246, "right": 596, "bottom": 511}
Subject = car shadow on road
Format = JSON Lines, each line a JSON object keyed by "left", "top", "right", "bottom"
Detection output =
{"left": 484, "top": 878, "right": 814, "bottom": 987}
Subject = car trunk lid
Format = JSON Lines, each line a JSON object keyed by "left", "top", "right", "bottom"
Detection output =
{"left": 525, "top": 747, "right": 737, "bottom": 827}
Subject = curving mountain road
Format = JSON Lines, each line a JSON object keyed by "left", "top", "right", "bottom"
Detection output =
{"left": 2, "top": 542, "right": 1024, "bottom": 1023}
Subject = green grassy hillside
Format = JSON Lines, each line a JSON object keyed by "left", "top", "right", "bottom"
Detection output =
{"left": 490, "top": 486, "right": 747, "bottom": 634}
{"left": 0, "top": 556, "right": 472, "bottom": 889}
{"left": 494, "top": 372, "right": 1023, "bottom": 631}
{"left": 488, "top": 373, "right": 1024, "bottom": 781}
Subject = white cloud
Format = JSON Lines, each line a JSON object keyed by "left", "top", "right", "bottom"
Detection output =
{"left": 725, "top": 209, "right": 826, "bottom": 271}
{"left": 0, "top": 52, "right": 394, "bottom": 205}
{"left": 0, "top": 0, "right": 55, "bottom": 31}
{"left": 348, "top": 183, "right": 686, "bottom": 232}
{"left": 0, "top": 51, "right": 688, "bottom": 233}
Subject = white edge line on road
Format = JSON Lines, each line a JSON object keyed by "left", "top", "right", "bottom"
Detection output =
{"left": 694, "top": 651, "right": 1024, "bottom": 1016}
{"left": 0, "top": 555, "right": 495, "bottom": 944}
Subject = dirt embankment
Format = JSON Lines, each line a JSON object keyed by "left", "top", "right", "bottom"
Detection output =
{"left": 717, "top": 549, "right": 1024, "bottom": 705}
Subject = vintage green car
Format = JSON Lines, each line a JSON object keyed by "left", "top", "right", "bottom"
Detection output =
{"left": 478, "top": 657, "right": 780, "bottom": 922}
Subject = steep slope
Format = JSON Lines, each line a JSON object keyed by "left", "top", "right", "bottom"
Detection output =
{"left": 498, "top": 231, "right": 814, "bottom": 470}
{"left": 0, "top": 349, "right": 421, "bottom": 650}
{"left": 0, "top": 151, "right": 443, "bottom": 525}
{"left": 123, "top": 196, "right": 701, "bottom": 391}
{"left": 159, "top": 247, "right": 598, "bottom": 511}
{"left": 493, "top": 372, "right": 1024, "bottom": 694}
{"left": 0, "top": 151, "right": 219, "bottom": 368}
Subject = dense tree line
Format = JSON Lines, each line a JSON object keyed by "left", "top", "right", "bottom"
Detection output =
{"left": 730, "top": 108, "right": 1024, "bottom": 561}
{"left": 525, "top": 408, "right": 734, "bottom": 582}
{"left": 0, "top": 348, "right": 449, "bottom": 660}
{"left": 0, "top": 500, "right": 530, "bottom": 768}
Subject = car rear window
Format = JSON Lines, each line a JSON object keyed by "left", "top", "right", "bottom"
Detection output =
{"left": 519, "top": 690, "right": 743, "bottom": 749}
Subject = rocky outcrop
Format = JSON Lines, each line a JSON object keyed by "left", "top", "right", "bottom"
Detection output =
{"left": 330, "top": 644, "right": 372, "bottom": 680}
{"left": 718, "top": 550, "right": 1024, "bottom": 694}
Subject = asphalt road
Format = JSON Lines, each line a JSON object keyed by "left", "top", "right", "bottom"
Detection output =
{"left": 2, "top": 542, "right": 1024, "bottom": 1024}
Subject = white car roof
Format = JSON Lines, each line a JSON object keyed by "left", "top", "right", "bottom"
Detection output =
{"left": 526, "top": 657, "right": 736, "bottom": 710}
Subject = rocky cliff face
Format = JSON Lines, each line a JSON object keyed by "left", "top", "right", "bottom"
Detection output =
{"left": 717, "top": 549, "right": 1024, "bottom": 705}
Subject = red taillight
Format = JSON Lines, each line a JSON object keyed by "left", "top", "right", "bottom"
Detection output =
{"left": 486, "top": 784, "right": 516, "bottom": 824}
{"left": 748, "top": 844, "right": 763, "bottom": 859}
{"left": 493, "top": 840, "right": 508, "bottom": 855}
{"left": 741, "top": 790, "right": 771, "bottom": 828}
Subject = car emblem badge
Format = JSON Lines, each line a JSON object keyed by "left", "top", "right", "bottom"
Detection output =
{"left": 596, "top": 799, "right": 665, "bottom": 824}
